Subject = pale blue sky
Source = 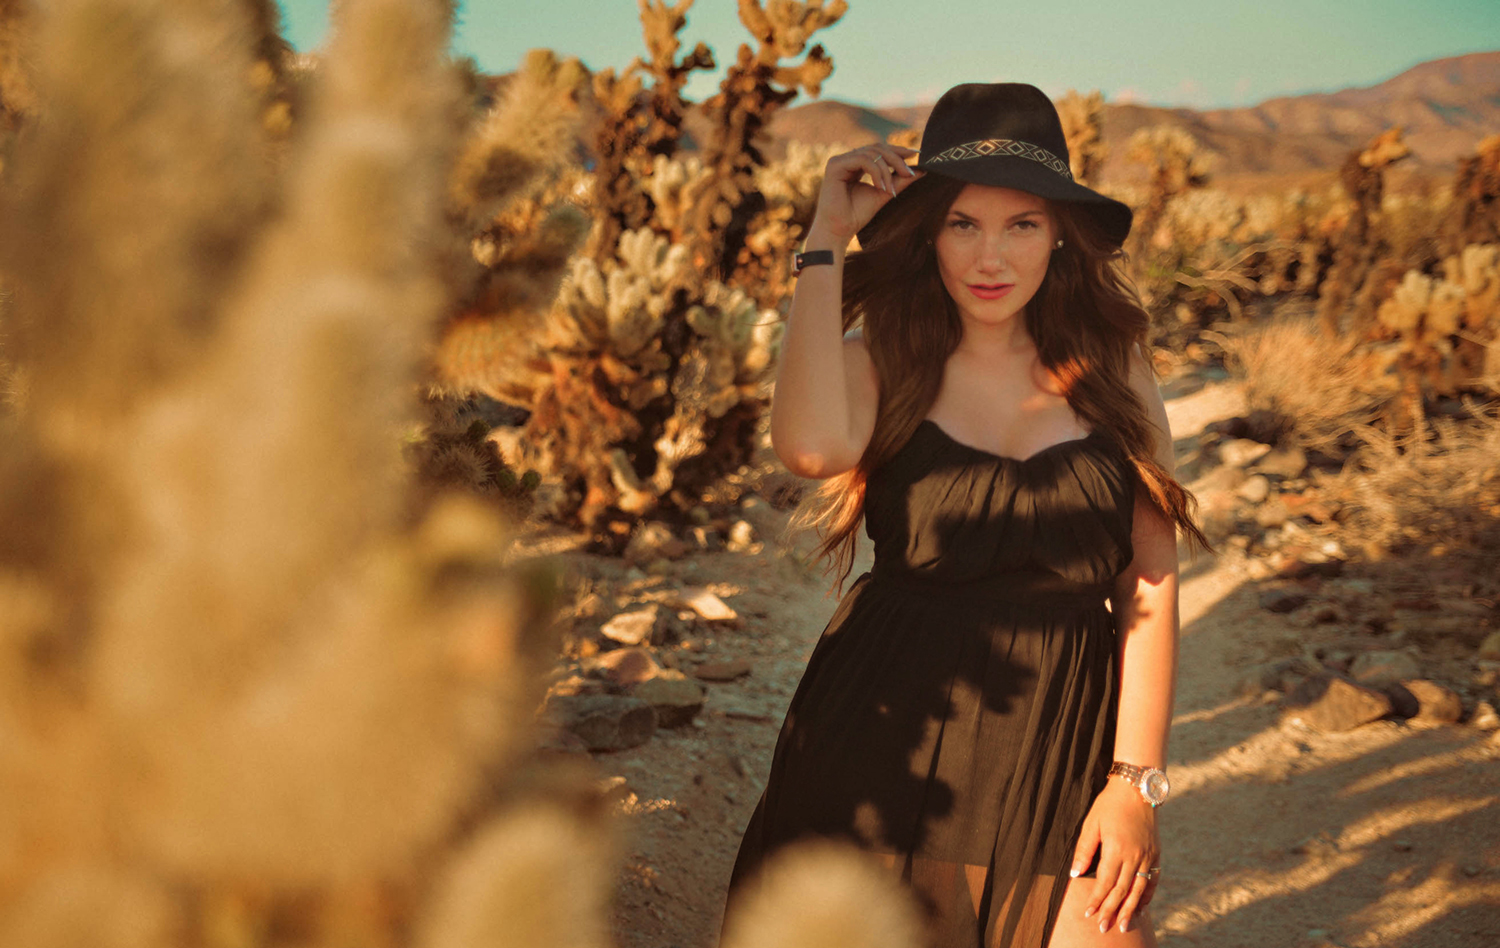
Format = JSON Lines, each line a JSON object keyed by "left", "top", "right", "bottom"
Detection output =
{"left": 275, "top": 1, "right": 1500, "bottom": 109}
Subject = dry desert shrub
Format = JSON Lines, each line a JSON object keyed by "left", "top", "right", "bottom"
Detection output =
{"left": 1221, "top": 312, "right": 1386, "bottom": 451}
{"left": 1334, "top": 405, "right": 1500, "bottom": 560}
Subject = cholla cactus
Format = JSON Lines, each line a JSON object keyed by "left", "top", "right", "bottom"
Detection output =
{"left": 509, "top": 227, "right": 783, "bottom": 528}
{"left": 1315, "top": 127, "right": 1411, "bottom": 337}
{"left": 1056, "top": 88, "right": 1107, "bottom": 186}
{"left": 1441, "top": 132, "right": 1500, "bottom": 256}
{"left": 687, "top": 0, "right": 846, "bottom": 304}
{"left": 1124, "top": 125, "right": 1215, "bottom": 264}
{"left": 0, "top": 0, "right": 585, "bottom": 942}
{"left": 1374, "top": 243, "right": 1500, "bottom": 426}
{"left": 588, "top": 0, "right": 716, "bottom": 259}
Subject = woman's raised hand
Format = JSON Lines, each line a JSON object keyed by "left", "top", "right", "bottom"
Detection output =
{"left": 810, "top": 143, "right": 922, "bottom": 242}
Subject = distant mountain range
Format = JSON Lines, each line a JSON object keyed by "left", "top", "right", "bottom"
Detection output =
{"left": 753, "top": 51, "right": 1500, "bottom": 190}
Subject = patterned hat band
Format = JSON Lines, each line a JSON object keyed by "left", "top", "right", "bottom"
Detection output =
{"left": 923, "top": 138, "right": 1075, "bottom": 182}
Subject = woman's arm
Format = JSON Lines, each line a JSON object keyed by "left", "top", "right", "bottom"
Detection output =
{"left": 1073, "top": 346, "right": 1181, "bottom": 935}
{"left": 769, "top": 145, "right": 918, "bottom": 479}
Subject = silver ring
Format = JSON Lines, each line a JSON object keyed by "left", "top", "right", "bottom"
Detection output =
{"left": 873, "top": 155, "right": 886, "bottom": 168}
{"left": 1135, "top": 871, "right": 1149, "bottom": 878}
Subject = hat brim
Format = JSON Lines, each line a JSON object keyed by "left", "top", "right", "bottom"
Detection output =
{"left": 856, "top": 156, "right": 1133, "bottom": 250}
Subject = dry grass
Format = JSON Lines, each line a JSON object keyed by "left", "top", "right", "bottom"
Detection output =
{"left": 1336, "top": 403, "right": 1500, "bottom": 558}
{"left": 1221, "top": 311, "right": 1388, "bottom": 451}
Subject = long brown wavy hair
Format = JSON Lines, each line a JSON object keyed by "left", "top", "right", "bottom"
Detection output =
{"left": 788, "top": 173, "right": 1211, "bottom": 596}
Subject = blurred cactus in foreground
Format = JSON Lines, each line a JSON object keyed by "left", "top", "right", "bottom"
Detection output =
{"left": 0, "top": 0, "right": 573, "bottom": 941}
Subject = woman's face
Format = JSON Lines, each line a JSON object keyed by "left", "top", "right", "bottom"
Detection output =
{"left": 932, "top": 183, "right": 1058, "bottom": 330}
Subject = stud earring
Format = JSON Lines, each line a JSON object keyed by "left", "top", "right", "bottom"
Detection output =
{"left": 1055, "top": 239, "right": 1064, "bottom": 248}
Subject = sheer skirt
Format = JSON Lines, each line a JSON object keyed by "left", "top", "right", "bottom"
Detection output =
{"left": 725, "top": 573, "right": 1119, "bottom": 948}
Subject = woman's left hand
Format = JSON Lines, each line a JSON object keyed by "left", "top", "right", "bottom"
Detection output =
{"left": 1069, "top": 778, "right": 1160, "bottom": 934}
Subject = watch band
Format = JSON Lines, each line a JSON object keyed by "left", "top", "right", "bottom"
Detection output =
{"left": 793, "top": 249, "right": 836, "bottom": 275}
{"left": 1109, "top": 761, "right": 1170, "bottom": 807}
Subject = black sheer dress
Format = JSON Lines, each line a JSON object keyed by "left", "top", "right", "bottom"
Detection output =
{"left": 724, "top": 418, "right": 1137, "bottom": 948}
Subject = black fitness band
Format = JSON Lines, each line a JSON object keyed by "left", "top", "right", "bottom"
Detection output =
{"left": 792, "top": 249, "right": 836, "bottom": 275}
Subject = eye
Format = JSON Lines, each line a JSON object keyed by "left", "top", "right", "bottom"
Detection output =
{"left": 947, "top": 218, "right": 975, "bottom": 231}
{"left": 1014, "top": 219, "right": 1040, "bottom": 231}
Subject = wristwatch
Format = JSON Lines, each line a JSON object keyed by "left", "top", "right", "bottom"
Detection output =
{"left": 1109, "top": 761, "right": 1170, "bottom": 808}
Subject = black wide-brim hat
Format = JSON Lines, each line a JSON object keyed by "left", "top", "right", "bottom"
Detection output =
{"left": 857, "top": 82, "right": 1133, "bottom": 249}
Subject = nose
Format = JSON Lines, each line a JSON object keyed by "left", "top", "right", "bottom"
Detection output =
{"left": 977, "top": 232, "right": 1009, "bottom": 274}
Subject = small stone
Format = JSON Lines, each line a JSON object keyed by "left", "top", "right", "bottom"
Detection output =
{"left": 1479, "top": 631, "right": 1500, "bottom": 661}
{"left": 624, "top": 521, "right": 678, "bottom": 565}
{"left": 1236, "top": 474, "right": 1272, "bottom": 504}
{"left": 693, "top": 659, "right": 753, "bottom": 682}
{"left": 535, "top": 723, "right": 592, "bottom": 755}
{"left": 726, "top": 519, "right": 758, "bottom": 552}
{"left": 1220, "top": 438, "right": 1273, "bottom": 467}
{"left": 548, "top": 673, "right": 604, "bottom": 697}
{"left": 1462, "top": 864, "right": 1484, "bottom": 878}
{"left": 689, "top": 525, "right": 722, "bottom": 551}
{"left": 1255, "top": 499, "right": 1291, "bottom": 530}
{"left": 1349, "top": 650, "right": 1421, "bottom": 686}
{"left": 1255, "top": 446, "right": 1308, "bottom": 480}
{"left": 600, "top": 604, "right": 662, "bottom": 646}
{"left": 1260, "top": 588, "right": 1310, "bottom": 613}
{"left": 1282, "top": 674, "right": 1393, "bottom": 732}
{"left": 587, "top": 646, "right": 662, "bottom": 686}
{"left": 1380, "top": 682, "right": 1421, "bottom": 719}
{"left": 1469, "top": 700, "right": 1500, "bottom": 730}
{"left": 538, "top": 694, "right": 657, "bottom": 752}
{"left": 632, "top": 671, "right": 707, "bottom": 728}
{"left": 670, "top": 586, "right": 740, "bottom": 624}
{"left": 1311, "top": 603, "right": 1343, "bottom": 624}
{"left": 1392, "top": 840, "right": 1414, "bottom": 853}
{"left": 1401, "top": 679, "right": 1463, "bottom": 724}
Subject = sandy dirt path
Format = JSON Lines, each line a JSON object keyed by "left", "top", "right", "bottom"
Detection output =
{"left": 532, "top": 377, "right": 1500, "bottom": 948}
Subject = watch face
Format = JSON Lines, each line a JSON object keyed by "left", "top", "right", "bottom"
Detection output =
{"left": 1143, "top": 771, "right": 1170, "bottom": 804}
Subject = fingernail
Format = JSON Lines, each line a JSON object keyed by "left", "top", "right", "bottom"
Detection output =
{"left": 1083, "top": 908, "right": 1093, "bottom": 919}
{"left": 1099, "top": 921, "right": 1108, "bottom": 934}
{"left": 1121, "top": 918, "right": 1130, "bottom": 933}
{"left": 1069, "top": 868, "right": 1080, "bottom": 878}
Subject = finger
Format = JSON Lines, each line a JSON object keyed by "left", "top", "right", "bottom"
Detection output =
{"left": 1094, "top": 858, "right": 1139, "bottom": 933}
{"left": 871, "top": 144, "right": 916, "bottom": 177}
{"left": 846, "top": 155, "right": 890, "bottom": 194}
{"left": 1139, "top": 875, "right": 1158, "bottom": 909}
{"left": 874, "top": 144, "right": 917, "bottom": 176}
{"left": 1115, "top": 873, "right": 1151, "bottom": 933}
{"left": 1070, "top": 824, "right": 1100, "bottom": 880}
{"left": 1084, "top": 848, "right": 1118, "bottom": 919}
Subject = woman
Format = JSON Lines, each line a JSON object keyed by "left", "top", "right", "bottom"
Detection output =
{"left": 722, "top": 83, "right": 1207, "bottom": 947}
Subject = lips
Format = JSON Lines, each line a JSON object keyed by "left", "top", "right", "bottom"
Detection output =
{"left": 967, "top": 283, "right": 1014, "bottom": 300}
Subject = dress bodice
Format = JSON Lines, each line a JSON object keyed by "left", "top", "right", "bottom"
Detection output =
{"left": 863, "top": 419, "right": 1137, "bottom": 593}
